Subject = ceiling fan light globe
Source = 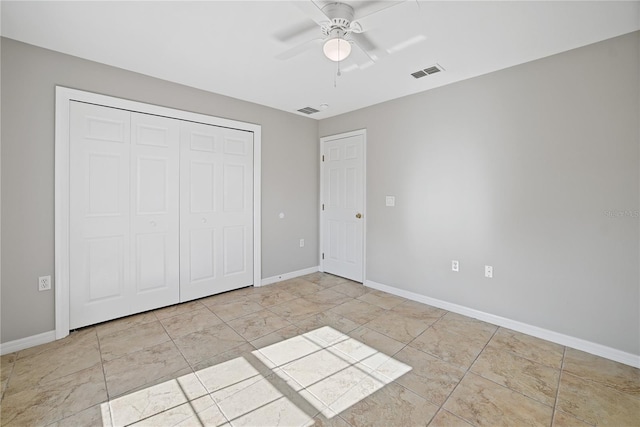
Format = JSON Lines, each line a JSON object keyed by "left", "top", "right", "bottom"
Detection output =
{"left": 323, "top": 37, "right": 352, "bottom": 62}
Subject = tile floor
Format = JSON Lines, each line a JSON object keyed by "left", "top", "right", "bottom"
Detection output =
{"left": 1, "top": 273, "right": 639, "bottom": 426}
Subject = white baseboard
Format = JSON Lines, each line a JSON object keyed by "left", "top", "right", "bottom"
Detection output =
{"left": 261, "top": 266, "right": 319, "bottom": 286}
{"left": 0, "top": 330, "right": 56, "bottom": 356}
{"left": 365, "top": 279, "right": 640, "bottom": 369}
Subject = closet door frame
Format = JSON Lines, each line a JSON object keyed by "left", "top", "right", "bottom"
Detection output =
{"left": 54, "top": 86, "right": 262, "bottom": 339}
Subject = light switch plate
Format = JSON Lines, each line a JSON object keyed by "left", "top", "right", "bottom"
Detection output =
{"left": 385, "top": 196, "right": 395, "bottom": 207}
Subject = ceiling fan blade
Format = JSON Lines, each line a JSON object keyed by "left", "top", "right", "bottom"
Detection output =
{"left": 350, "top": 33, "right": 388, "bottom": 62}
{"left": 275, "top": 38, "right": 323, "bottom": 60}
{"left": 353, "top": 0, "right": 411, "bottom": 32}
{"left": 274, "top": 19, "right": 320, "bottom": 43}
{"left": 353, "top": 0, "right": 406, "bottom": 21}
{"left": 293, "top": 0, "right": 331, "bottom": 25}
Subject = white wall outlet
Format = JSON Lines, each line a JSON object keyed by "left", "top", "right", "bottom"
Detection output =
{"left": 451, "top": 260, "right": 459, "bottom": 272}
{"left": 385, "top": 196, "right": 395, "bottom": 207}
{"left": 299, "top": 238, "right": 305, "bottom": 248}
{"left": 485, "top": 265, "right": 493, "bottom": 278}
{"left": 38, "top": 275, "right": 52, "bottom": 291}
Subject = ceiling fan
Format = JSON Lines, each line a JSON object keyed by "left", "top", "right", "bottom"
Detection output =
{"left": 275, "top": 1, "right": 410, "bottom": 66}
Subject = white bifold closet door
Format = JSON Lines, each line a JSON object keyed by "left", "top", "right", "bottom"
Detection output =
{"left": 180, "top": 123, "right": 254, "bottom": 302}
{"left": 69, "top": 102, "right": 180, "bottom": 328}
{"left": 69, "top": 101, "right": 253, "bottom": 329}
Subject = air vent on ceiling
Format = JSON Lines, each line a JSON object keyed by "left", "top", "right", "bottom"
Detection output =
{"left": 411, "top": 64, "right": 444, "bottom": 79}
{"left": 297, "top": 107, "right": 320, "bottom": 115}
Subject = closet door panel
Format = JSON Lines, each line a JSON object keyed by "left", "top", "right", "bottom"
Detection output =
{"left": 130, "top": 112, "right": 180, "bottom": 312}
{"left": 69, "top": 102, "right": 131, "bottom": 329}
{"left": 180, "top": 123, "right": 253, "bottom": 302}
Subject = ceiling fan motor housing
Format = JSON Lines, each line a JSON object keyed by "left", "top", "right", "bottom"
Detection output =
{"left": 321, "top": 2, "right": 355, "bottom": 35}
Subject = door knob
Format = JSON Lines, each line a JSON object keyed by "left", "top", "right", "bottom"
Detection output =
{"left": 356, "top": 213, "right": 362, "bottom": 219}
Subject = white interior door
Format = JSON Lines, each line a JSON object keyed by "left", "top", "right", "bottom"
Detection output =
{"left": 180, "top": 123, "right": 254, "bottom": 302}
{"left": 69, "top": 103, "right": 180, "bottom": 328}
{"left": 70, "top": 102, "right": 132, "bottom": 328}
{"left": 129, "top": 112, "right": 180, "bottom": 313}
{"left": 321, "top": 131, "right": 365, "bottom": 282}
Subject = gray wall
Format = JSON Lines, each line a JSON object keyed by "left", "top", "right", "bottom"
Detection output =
{"left": 1, "top": 38, "right": 319, "bottom": 343}
{"left": 319, "top": 32, "right": 640, "bottom": 355}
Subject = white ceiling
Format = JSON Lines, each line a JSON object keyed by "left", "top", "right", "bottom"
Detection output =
{"left": 2, "top": 1, "right": 639, "bottom": 119}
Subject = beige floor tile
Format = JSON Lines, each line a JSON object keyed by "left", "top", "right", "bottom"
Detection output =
{"left": 563, "top": 348, "right": 640, "bottom": 396}
{"left": 409, "top": 314, "right": 496, "bottom": 369}
{"left": 0, "top": 363, "right": 107, "bottom": 427}
{"left": 226, "top": 309, "right": 292, "bottom": 341}
{"left": 364, "top": 310, "right": 432, "bottom": 344}
{"left": 109, "top": 372, "right": 207, "bottom": 426}
{"left": 1, "top": 352, "right": 16, "bottom": 371}
{"left": 357, "top": 290, "right": 406, "bottom": 310}
{"left": 444, "top": 373, "right": 553, "bottom": 427}
{"left": 302, "top": 289, "right": 354, "bottom": 306}
{"left": 154, "top": 300, "right": 206, "bottom": 320}
{"left": 173, "top": 323, "right": 247, "bottom": 365}
{"left": 249, "top": 325, "right": 304, "bottom": 350}
{"left": 471, "top": 345, "right": 560, "bottom": 406}
{"left": 437, "top": 312, "right": 498, "bottom": 336}
{"left": 409, "top": 327, "right": 480, "bottom": 369}
{"left": 253, "top": 333, "right": 324, "bottom": 369}
{"left": 214, "top": 371, "right": 316, "bottom": 425}
{"left": 197, "top": 355, "right": 268, "bottom": 402}
{"left": 428, "top": 409, "right": 474, "bottom": 426}
{"left": 302, "top": 272, "right": 350, "bottom": 288}
{"left": 177, "top": 405, "right": 231, "bottom": 427}
{"left": 307, "top": 365, "right": 371, "bottom": 409}
{"left": 95, "top": 311, "right": 158, "bottom": 339}
{"left": 200, "top": 287, "right": 255, "bottom": 307}
{"left": 14, "top": 328, "right": 96, "bottom": 360}
{"left": 103, "top": 340, "right": 190, "bottom": 398}
{"left": 393, "top": 345, "right": 466, "bottom": 405}
{"left": 99, "top": 320, "right": 170, "bottom": 362}
{"left": 312, "top": 413, "right": 352, "bottom": 427}
{"left": 229, "top": 394, "right": 314, "bottom": 427}
{"left": 347, "top": 326, "right": 405, "bottom": 358}
{"left": 390, "top": 300, "right": 447, "bottom": 321}
{"left": 49, "top": 402, "right": 112, "bottom": 427}
{"left": 207, "top": 298, "right": 264, "bottom": 322}
{"left": 159, "top": 307, "right": 223, "bottom": 339}
{"left": 191, "top": 342, "right": 260, "bottom": 373}
{"left": 269, "top": 297, "right": 330, "bottom": 322}
{"left": 328, "top": 299, "right": 386, "bottom": 325}
{"left": 295, "top": 312, "right": 361, "bottom": 336}
{"left": 489, "top": 327, "right": 565, "bottom": 368}
{"left": 329, "top": 281, "right": 370, "bottom": 298}
{"left": 6, "top": 329, "right": 101, "bottom": 397}
{"left": 130, "top": 395, "right": 225, "bottom": 427}
{"left": 246, "top": 289, "right": 298, "bottom": 307}
{"left": 556, "top": 371, "right": 640, "bottom": 426}
{"left": 1, "top": 353, "right": 16, "bottom": 398}
{"left": 282, "top": 348, "right": 352, "bottom": 388}
{"left": 275, "top": 277, "right": 325, "bottom": 297}
{"left": 339, "top": 382, "right": 439, "bottom": 427}
{"left": 552, "top": 410, "right": 594, "bottom": 426}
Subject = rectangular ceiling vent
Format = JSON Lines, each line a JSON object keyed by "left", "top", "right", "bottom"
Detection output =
{"left": 411, "top": 64, "right": 444, "bottom": 79}
{"left": 297, "top": 107, "right": 320, "bottom": 115}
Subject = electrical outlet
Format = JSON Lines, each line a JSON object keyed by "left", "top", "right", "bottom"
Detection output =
{"left": 485, "top": 265, "right": 493, "bottom": 278}
{"left": 299, "top": 238, "right": 305, "bottom": 248}
{"left": 451, "top": 260, "right": 459, "bottom": 272}
{"left": 38, "top": 275, "right": 52, "bottom": 291}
